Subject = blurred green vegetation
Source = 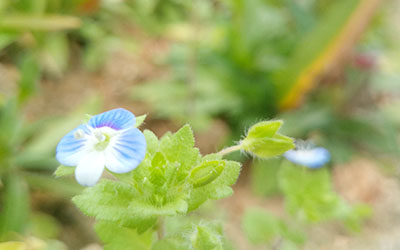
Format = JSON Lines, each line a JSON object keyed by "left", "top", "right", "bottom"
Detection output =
{"left": 1, "top": 0, "right": 399, "bottom": 249}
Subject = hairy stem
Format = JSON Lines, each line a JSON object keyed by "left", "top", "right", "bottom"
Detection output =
{"left": 217, "top": 144, "right": 242, "bottom": 156}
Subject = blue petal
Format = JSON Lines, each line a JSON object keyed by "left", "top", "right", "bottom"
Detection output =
{"left": 104, "top": 128, "right": 146, "bottom": 173}
{"left": 88, "top": 108, "right": 136, "bottom": 130}
{"left": 56, "top": 125, "right": 90, "bottom": 166}
{"left": 284, "top": 147, "right": 330, "bottom": 168}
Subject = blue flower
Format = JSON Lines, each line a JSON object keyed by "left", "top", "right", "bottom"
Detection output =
{"left": 283, "top": 141, "right": 330, "bottom": 168}
{"left": 56, "top": 108, "right": 146, "bottom": 186}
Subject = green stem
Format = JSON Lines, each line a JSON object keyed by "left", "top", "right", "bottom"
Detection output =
{"left": 157, "top": 218, "right": 164, "bottom": 240}
{"left": 217, "top": 144, "right": 242, "bottom": 156}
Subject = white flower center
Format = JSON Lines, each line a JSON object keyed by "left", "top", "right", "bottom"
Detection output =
{"left": 91, "top": 127, "right": 118, "bottom": 151}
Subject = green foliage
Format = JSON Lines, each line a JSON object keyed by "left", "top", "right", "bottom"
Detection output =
{"left": 153, "top": 220, "right": 229, "bottom": 250}
{"left": 274, "top": 0, "right": 362, "bottom": 99}
{"left": 278, "top": 162, "right": 370, "bottom": 229}
{"left": 242, "top": 207, "right": 305, "bottom": 247}
{"left": 191, "top": 223, "right": 225, "bottom": 250}
{"left": 132, "top": 73, "right": 240, "bottom": 130}
{"left": 250, "top": 159, "right": 281, "bottom": 196}
{"left": 0, "top": 92, "right": 100, "bottom": 238}
{"left": 0, "top": 174, "right": 29, "bottom": 238}
{"left": 72, "top": 125, "right": 241, "bottom": 233}
{"left": 96, "top": 221, "right": 155, "bottom": 250}
{"left": 241, "top": 120, "right": 295, "bottom": 158}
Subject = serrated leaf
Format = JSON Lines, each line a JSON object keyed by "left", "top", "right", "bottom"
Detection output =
{"left": 72, "top": 180, "right": 188, "bottom": 233}
{"left": 160, "top": 125, "right": 200, "bottom": 183}
{"left": 54, "top": 165, "right": 75, "bottom": 177}
{"left": 160, "top": 125, "right": 198, "bottom": 164}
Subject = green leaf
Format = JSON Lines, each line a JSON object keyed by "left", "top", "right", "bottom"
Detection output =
{"left": 241, "top": 121, "right": 294, "bottom": 158}
{"left": 96, "top": 221, "right": 154, "bottom": 250}
{"left": 135, "top": 114, "right": 147, "bottom": 127}
{"left": 160, "top": 125, "right": 200, "bottom": 183}
{"left": 72, "top": 180, "right": 187, "bottom": 233}
{"left": 54, "top": 165, "right": 75, "bottom": 177}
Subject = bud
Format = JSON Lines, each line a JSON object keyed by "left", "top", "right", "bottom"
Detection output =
{"left": 241, "top": 120, "right": 294, "bottom": 158}
{"left": 189, "top": 161, "right": 225, "bottom": 188}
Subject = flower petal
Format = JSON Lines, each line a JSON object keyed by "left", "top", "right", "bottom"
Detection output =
{"left": 56, "top": 125, "right": 90, "bottom": 166}
{"left": 88, "top": 108, "right": 135, "bottom": 130}
{"left": 284, "top": 147, "right": 330, "bottom": 168}
{"left": 75, "top": 151, "right": 105, "bottom": 186}
{"left": 104, "top": 128, "right": 146, "bottom": 173}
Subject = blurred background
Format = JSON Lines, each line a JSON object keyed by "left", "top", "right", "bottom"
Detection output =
{"left": 1, "top": 0, "right": 400, "bottom": 249}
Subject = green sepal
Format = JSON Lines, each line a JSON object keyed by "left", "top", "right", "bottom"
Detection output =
{"left": 189, "top": 160, "right": 226, "bottom": 188}
{"left": 54, "top": 165, "right": 75, "bottom": 177}
{"left": 135, "top": 114, "right": 147, "bottom": 128}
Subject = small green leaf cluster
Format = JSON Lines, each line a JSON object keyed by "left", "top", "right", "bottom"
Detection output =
{"left": 72, "top": 125, "right": 241, "bottom": 233}
{"left": 279, "top": 162, "right": 371, "bottom": 230}
{"left": 242, "top": 207, "right": 305, "bottom": 249}
{"left": 241, "top": 120, "right": 295, "bottom": 158}
{"left": 154, "top": 220, "right": 228, "bottom": 250}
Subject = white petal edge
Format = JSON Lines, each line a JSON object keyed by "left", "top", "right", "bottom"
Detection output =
{"left": 75, "top": 151, "right": 105, "bottom": 186}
